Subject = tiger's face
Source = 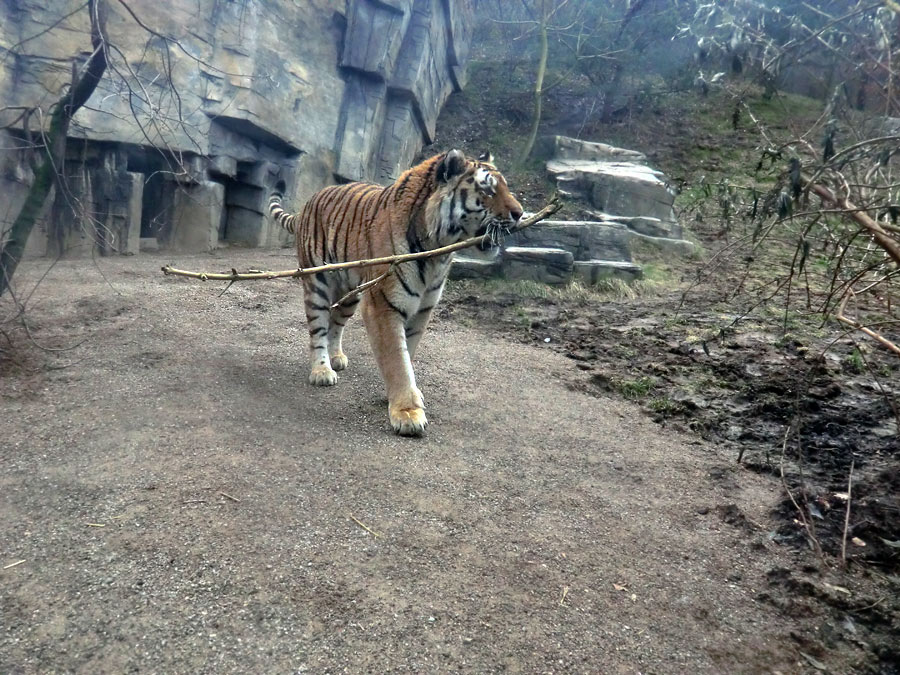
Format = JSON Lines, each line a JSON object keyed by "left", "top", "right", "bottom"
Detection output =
{"left": 429, "top": 150, "right": 523, "bottom": 249}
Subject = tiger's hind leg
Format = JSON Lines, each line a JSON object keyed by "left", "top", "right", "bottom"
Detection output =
{"left": 328, "top": 296, "right": 359, "bottom": 371}
{"left": 304, "top": 276, "right": 338, "bottom": 386}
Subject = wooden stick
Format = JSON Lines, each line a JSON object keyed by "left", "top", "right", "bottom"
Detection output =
{"left": 330, "top": 265, "right": 394, "bottom": 310}
{"left": 841, "top": 460, "right": 854, "bottom": 569}
{"left": 3, "top": 560, "right": 26, "bottom": 569}
{"left": 219, "top": 491, "right": 241, "bottom": 502}
{"left": 836, "top": 291, "right": 900, "bottom": 356}
{"left": 161, "top": 197, "right": 562, "bottom": 282}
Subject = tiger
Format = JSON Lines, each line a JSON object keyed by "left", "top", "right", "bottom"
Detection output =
{"left": 268, "top": 149, "right": 523, "bottom": 436}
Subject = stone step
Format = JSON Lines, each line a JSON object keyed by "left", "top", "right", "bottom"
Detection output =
{"left": 574, "top": 260, "right": 643, "bottom": 284}
{"left": 449, "top": 256, "right": 499, "bottom": 280}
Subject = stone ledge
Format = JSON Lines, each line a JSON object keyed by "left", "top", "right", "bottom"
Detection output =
{"left": 502, "top": 246, "right": 573, "bottom": 285}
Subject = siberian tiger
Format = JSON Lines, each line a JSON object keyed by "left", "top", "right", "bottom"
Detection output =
{"left": 268, "top": 149, "right": 523, "bottom": 436}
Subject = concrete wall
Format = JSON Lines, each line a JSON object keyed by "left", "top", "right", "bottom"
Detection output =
{"left": 0, "top": 0, "right": 473, "bottom": 257}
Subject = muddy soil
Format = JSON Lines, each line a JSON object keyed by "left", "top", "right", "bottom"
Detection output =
{"left": 2, "top": 251, "right": 897, "bottom": 673}
{"left": 442, "top": 279, "right": 900, "bottom": 672}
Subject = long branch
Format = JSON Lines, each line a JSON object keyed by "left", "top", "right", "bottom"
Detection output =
{"left": 161, "top": 197, "right": 563, "bottom": 282}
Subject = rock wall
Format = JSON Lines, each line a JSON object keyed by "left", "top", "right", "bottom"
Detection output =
{"left": 0, "top": 0, "right": 472, "bottom": 258}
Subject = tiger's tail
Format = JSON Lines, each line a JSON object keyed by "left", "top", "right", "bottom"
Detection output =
{"left": 268, "top": 181, "right": 297, "bottom": 234}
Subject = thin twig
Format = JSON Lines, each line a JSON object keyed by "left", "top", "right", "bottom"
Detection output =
{"left": 2, "top": 560, "right": 26, "bottom": 569}
{"left": 841, "top": 460, "right": 854, "bottom": 569}
{"left": 161, "top": 197, "right": 562, "bottom": 283}
{"left": 349, "top": 514, "right": 381, "bottom": 539}
{"left": 779, "top": 420, "right": 825, "bottom": 562}
{"left": 219, "top": 491, "right": 240, "bottom": 503}
{"left": 331, "top": 265, "right": 395, "bottom": 310}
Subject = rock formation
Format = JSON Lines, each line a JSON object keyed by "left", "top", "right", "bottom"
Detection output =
{"left": 0, "top": 0, "right": 472, "bottom": 257}
{"left": 451, "top": 136, "right": 695, "bottom": 285}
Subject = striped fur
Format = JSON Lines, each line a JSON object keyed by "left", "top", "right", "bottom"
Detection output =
{"left": 269, "top": 150, "right": 523, "bottom": 436}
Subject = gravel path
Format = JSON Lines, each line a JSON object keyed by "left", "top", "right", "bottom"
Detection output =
{"left": 2, "top": 251, "right": 828, "bottom": 673}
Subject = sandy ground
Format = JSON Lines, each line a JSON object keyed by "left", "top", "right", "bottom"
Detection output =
{"left": 0, "top": 250, "right": 864, "bottom": 673}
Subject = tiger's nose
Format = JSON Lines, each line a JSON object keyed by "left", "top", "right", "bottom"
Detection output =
{"left": 510, "top": 207, "right": 523, "bottom": 222}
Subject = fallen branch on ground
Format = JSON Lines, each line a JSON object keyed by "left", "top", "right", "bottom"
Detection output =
{"left": 161, "top": 196, "right": 563, "bottom": 282}
{"left": 836, "top": 291, "right": 900, "bottom": 357}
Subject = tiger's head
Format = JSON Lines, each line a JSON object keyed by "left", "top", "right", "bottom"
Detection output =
{"left": 427, "top": 149, "right": 523, "bottom": 250}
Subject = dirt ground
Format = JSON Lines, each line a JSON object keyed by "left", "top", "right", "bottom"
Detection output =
{"left": 1, "top": 250, "right": 897, "bottom": 673}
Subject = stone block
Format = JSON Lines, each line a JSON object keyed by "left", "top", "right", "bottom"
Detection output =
{"left": 390, "top": 0, "right": 452, "bottom": 141}
{"left": 502, "top": 246, "right": 573, "bottom": 285}
{"left": 508, "top": 220, "right": 632, "bottom": 262}
{"left": 170, "top": 181, "right": 224, "bottom": 252}
{"left": 449, "top": 255, "right": 500, "bottom": 280}
{"left": 225, "top": 183, "right": 265, "bottom": 214}
{"left": 224, "top": 206, "right": 265, "bottom": 247}
{"left": 209, "top": 155, "right": 237, "bottom": 178}
{"left": 585, "top": 211, "right": 680, "bottom": 239}
{"left": 335, "top": 76, "right": 388, "bottom": 181}
{"left": 375, "top": 97, "right": 426, "bottom": 183}
{"left": 140, "top": 237, "right": 159, "bottom": 252}
{"left": 122, "top": 171, "right": 143, "bottom": 255}
{"left": 573, "top": 260, "right": 643, "bottom": 284}
{"left": 548, "top": 159, "right": 676, "bottom": 224}
{"left": 341, "top": 0, "right": 411, "bottom": 80}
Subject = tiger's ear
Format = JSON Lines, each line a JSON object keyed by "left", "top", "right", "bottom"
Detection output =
{"left": 437, "top": 149, "right": 466, "bottom": 183}
{"left": 478, "top": 150, "right": 494, "bottom": 164}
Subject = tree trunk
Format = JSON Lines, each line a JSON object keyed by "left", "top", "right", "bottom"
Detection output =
{"left": 0, "top": 0, "right": 107, "bottom": 298}
{"left": 517, "top": 16, "right": 548, "bottom": 166}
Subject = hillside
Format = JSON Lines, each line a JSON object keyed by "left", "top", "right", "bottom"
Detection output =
{"left": 430, "top": 57, "right": 900, "bottom": 671}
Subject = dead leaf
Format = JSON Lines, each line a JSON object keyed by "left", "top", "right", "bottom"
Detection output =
{"left": 880, "top": 537, "right": 900, "bottom": 549}
{"left": 613, "top": 583, "right": 627, "bottom": 592}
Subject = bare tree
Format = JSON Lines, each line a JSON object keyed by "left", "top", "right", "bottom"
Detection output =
{"left": 0, "top": 0, "right": 109, "bottom": 298}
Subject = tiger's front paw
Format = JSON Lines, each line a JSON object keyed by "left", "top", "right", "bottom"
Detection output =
{"left": 389, "top": 405, "right": 428, "bottom": 437}
{"left": 330, "top": 352, "right": 349, "bottom": 371}
{"left": 309, "top": 365, "right": 338, "bottom": 386}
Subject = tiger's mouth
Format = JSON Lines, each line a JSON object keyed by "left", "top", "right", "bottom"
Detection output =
{"left": 475, "top": 223, "right": 492, "bottom": 250}
{"left": 475, "top": 219, "right": 514, "bottom": 250}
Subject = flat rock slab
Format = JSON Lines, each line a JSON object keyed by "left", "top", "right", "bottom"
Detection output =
{"left": 449, "top": 255, "right": 500, "bottom": 280}
{"left": 508, "top": 220, "right": 633, "bottom": 263}
{"left": 553, "top": 135, "right": 646, "bottom": 163}
{"left": 503, "top": 246, "right": 573, "bottom": 285}
{"left": 548, "top": 158, "right": 677, "bottom": 225}
{"left": 586, "top": 210, "right": 680, "bottom": 239}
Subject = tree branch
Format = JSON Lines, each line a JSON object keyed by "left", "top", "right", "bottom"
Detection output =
{"left": 161, "top": 197, "right": 563, "bottom": 283}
